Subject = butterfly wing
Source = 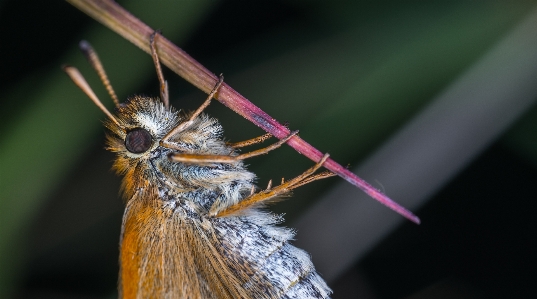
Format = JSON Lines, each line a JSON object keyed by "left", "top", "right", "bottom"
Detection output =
{"left": 119, "top": 189, "right": 250, "bottom": 299}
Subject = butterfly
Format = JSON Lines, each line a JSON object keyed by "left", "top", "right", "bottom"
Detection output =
{"left": 64, "top": 32, "right": 334, "bottom": 298}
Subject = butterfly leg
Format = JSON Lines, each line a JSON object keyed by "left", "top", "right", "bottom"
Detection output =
{"left": 211, "top": 153, "right": 335, "bottom": 217}
{"left": 227, "top": 132, "right": 273, "bottom": 148}
{"left": 169, "top": 130, "right": 299, "bottom": 163}
{"left": 227, "top": 123, "right": 290, "bottom": 148}
{"left": 149, "top": 31, "right": 169, "bottom": 109}
{"left": 184, "top": 74, "right": 225, "bottom": 125}
{"left": 161, "top": 74, "right": 225, "bottom": 144}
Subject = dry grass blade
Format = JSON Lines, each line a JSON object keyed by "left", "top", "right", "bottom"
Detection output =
{"left": 65, "top": 0, "right": 419, "bottom": 223}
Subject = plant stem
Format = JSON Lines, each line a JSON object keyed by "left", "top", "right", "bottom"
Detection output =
{"left": 66, "top": 0, "right": 419, "bottom": 224}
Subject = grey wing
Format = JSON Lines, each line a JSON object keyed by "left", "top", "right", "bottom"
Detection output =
{"left": 210, "top": 212, "right": 332, "bottom": 299}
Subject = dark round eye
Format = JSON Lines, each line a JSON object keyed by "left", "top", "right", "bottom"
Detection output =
{"left": 125, "top": 128, "right": 153, "bottom": 154}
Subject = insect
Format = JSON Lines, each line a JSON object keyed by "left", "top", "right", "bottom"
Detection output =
{"left": 64, "top": 32, "right": 335, "bottom": 298}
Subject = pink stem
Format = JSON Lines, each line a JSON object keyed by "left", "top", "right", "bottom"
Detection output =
{"left": 220, "top": 87, "right": 420, "bottom": 224}
{"left": 67, "top": 0, "right": 420, "bottom": 224}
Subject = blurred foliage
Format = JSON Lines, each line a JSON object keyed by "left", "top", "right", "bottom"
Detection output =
{"left": 1, "top": 0, "right": 536, "bottom": 298}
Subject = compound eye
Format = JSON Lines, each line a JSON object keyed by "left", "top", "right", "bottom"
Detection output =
{"left": 125, "top": 128, "right": 153, "bottom": 154}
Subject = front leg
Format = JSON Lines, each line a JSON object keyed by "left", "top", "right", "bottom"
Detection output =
{"left": 227, "top": 132, "right": 273, "bottom": 148}
{"left": 168, "top": 131, "right": 299, "bottom": 164}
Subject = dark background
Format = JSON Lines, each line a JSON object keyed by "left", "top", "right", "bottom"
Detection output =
{"left": 1, "top": 1, "right": 536, "bottom": 298}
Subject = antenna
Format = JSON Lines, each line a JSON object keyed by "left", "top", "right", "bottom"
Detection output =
{"left": 78, "top": 40, "right": 121, "bottom": 108}
{"left": 63, "top": 65, "right": 120, "bottom": 127}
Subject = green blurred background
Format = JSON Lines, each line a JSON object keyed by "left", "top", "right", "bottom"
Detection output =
{"left": 1, "top": 0, "right": 537, "bottom": 298}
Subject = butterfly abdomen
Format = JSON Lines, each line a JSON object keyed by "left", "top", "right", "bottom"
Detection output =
{"left": 213, "top": 215, "right": 332, "bottom": 299}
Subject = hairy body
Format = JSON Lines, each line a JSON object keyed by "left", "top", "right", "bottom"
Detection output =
{"left": 107, "top": 96, "right": 331, "bottom": 298}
